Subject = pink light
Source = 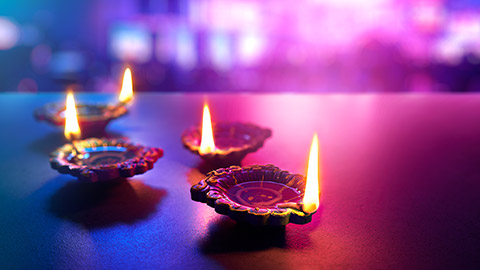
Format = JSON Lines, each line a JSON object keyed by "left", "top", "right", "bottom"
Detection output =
{"left": 409, "top": 73, "right": 434, "bottom": 92}
{"left": 433, "top": 13, "right": 480, "bottom": 64}
{"left": 433, "top": 37, "right": 463, "bottom": 64}
{"left": 236, "top": 31, "right": 265, "bottom": 65}
{"left": 173, "top": 0, "right": 480, "bottom": 68}
{"left": 410, "top": 2, "right": 446, "bottom": 32}
{"left": 310, "top": 0, "right": 387, "bottom": 8}
{"left": 189, "top": 0, "right": 260, "bottom": 32}
{"left": 448, "top": 14, "right": 480, "bottom": 42}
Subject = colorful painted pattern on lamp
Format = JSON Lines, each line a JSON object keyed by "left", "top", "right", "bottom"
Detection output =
{"left": 191, "top": 164, "right": 317, "bottom": 226}
{"left": 50, "top": 138, "right": 163, "bottom": 182}
{"left": 182, "top": 122, "right": 272, "bottom": 166}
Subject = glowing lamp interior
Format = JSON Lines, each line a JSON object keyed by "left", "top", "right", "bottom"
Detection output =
{"left": 199, "top": 104, "right": 216, "bottom": 154}
{"left": 64, "top": 91, "right": 81, "bottom": 140}
{"left": 302, "top": 133, "right": 320, "bottom": 213}
{"left": 118, "top": 67, "right": 134, "bottom": 103}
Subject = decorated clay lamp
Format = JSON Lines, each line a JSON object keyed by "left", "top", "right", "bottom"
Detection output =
{"left": 35, "top": 68, "right": 134, "bottom": 137}
{"left": 191, "top": 134, "right": 321, "bottom": 226}
{"left": 49, "top": 92, "right": 163, "bottom": 182}
{"left": 182, "top": 104, "right": 272, "bottom": 167}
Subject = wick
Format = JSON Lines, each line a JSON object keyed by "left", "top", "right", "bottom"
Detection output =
{"left": 117, "top": 99, "right": 132, "bottom": 107}
{"left": 70, "top": 139, "right": 84, "bottom": 159}
{"left": 276, "top": 202, "right": 316, "bottom": 214}
{"left": 276, "top": 202, "right": 302, "bottom": 211}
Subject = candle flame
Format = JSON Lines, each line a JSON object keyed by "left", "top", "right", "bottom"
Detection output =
{"left": 303, "top": 133, "right": 320, "bottom": 213}
{"left": 118, "top": 67, "right": 133, "bottom": 103}
{"left": 64, "top": 91, "right": 81, "bottom": 140}
{"left": 199, "top": 104, "right": 216, "bottom": 154}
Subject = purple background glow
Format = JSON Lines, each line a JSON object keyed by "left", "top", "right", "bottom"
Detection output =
{"left": 1, "top": 0, "right": 480, "bottom": 92}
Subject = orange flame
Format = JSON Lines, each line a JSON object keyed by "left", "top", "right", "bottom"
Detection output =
{"left": 199, "top": 104, "right": 216, "bottom": 154}
{"left": 303, "top": 133, "right": 320, "bottom": 213}
{"left": 64, "top": 91, "right": 81, "bottom": 140}
{"left": 118, "top": 67, "right": 133, "bottom": 103}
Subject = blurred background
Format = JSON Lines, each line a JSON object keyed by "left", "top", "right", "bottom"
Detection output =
{"left": 1, "top": 0, "right": 480, "bottom": 93}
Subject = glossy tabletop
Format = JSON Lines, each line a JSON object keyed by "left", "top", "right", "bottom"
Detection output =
{"left": 0, "top": 93, "right": 479, "bottom": 269}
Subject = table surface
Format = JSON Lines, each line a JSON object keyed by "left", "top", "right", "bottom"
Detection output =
{"left": 0, "top": 93, "right": 479, "bottom": 269}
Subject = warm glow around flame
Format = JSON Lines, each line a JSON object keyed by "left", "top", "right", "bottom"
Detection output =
{"left": 199, "top": 104, "right": 216, "bottom": 154}
{"left": 118, "top": 67, "right": 133, "bottom": 103}
{"left": 64, "top": 91, "right": 81, "bottom": 140}
{"left": 303, "top": 133, "right": 320, "bottom": 213}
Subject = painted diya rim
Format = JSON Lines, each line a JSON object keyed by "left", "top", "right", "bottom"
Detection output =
{"left": 181, "top": 122, "right": 272, "bottom": 165}
{"left": 191, "top": 164, "right": 317, "bottom": 226}
{"left": 50, "top": 138, "right": 163, "bottom": 182}
{"left": 34, "top": 101, "right": 128, "bottom": 126}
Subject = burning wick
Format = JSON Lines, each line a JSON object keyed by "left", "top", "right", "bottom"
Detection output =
{"left": 64, "top": 91, "right": 83, "bottom": 156}
{"left": 118, "top": 67, "right": 134, "bottom": 104}
{"left": 64, "top": 91, "right": 81, "bottom": 141}
{"left": 199, "top": 104, "right": 216, "bottom": 154}
{"left": 302, "top": 133, "right": 320, "bottom": 213}
{"left": 277, "top": 133, "right": 320, "bottom": 214}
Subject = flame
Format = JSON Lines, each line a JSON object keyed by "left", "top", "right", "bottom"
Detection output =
{"left": 64, "top": 91, "right": 81, "bottom": 140}
{"left": 199, "top": 104, "right": 216, "bottom": 154}
{"left": 118, "top": 67, "right": 133, "bottom": 103}
{"left": 303, "top": 133, "right": 320, "bottom": 213}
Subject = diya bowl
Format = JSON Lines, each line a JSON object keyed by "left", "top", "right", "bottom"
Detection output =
{"left": 182, "top": 122, "right": 272, "bottom": 167}
{"left": 50, "top": 138, "right": 163, "bottom": 182}
{"left": 191, "top": 164, "right": 317, "bottom": 226}
{"left": 35, "top": 102, "right": 128, "bottom": 137}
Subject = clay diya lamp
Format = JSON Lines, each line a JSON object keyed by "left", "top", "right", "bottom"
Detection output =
{"left": 50, "top": 138, "right": 163, "bottom": 182}
{"left": 191, "top": 134, "right": 321, "bottom": 226}
{"left": 35, "top": 68, "right": 134, "bottom": 137}
{"left": 49, "top": 92, "right": 163, "bottom": 182}
{"left": 182, "top": 104, "right": 272, "bottom": 167}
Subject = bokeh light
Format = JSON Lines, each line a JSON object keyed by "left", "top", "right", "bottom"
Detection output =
{"left": 0, "top": 17, "right": 19, "bottom": 50}
{"left": 17, "top": 78, "right": 38, "bottom": 92}
{"left": 110, "top": 23, "right": 152, "bottom": 64}
{"left": 1, "top": 0, "right": 480, "bottom": 92}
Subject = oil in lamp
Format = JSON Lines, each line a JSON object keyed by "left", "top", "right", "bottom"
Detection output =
{"left": 35, "top": 68, "right": 134, "bottom": 137}
{"left": 49, "top": 92, "right": 163, "bottom": 182}
{"left": 182, "top": 104, "right": 272, "bottom": 167}
{"left": 190, "top": 134, "right": 321, "bottom": 226}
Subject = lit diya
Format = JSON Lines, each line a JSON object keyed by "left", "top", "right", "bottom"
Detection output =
{"left": 182, "top": 104, "right": 272, "bottom": 167}
{"left": 35, "top": 68, "right": 134, "bottom": 137}
{"left": 49, "top": 92, "right": 163, "bottom": 182}
{"left": 191, "top": 134, "right": 321, "bottom": 226}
